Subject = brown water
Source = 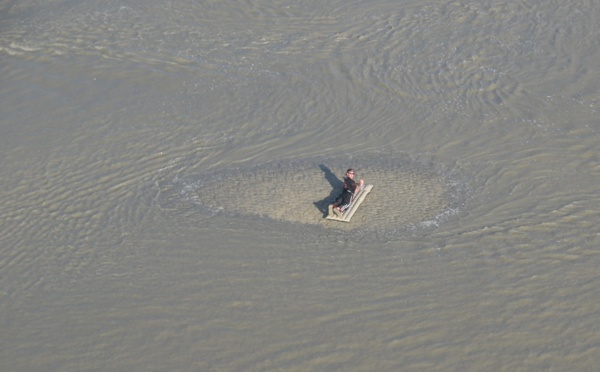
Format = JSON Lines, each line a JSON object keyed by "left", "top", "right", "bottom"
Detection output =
{"left": 1, "top": 1, "right": 599, "bottom": 370}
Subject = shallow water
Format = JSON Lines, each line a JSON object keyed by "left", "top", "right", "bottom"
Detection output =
{"left": 1, "top": 0, "right": 600, "bottom": 370}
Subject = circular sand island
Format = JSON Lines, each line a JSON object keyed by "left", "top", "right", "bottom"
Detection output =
{"left": 158, "top": 154, "right": 470, "bottom": 232}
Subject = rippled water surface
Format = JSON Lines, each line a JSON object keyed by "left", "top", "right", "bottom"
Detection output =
{"left": 1, "top": 0, "right": 600, "bottom": 370}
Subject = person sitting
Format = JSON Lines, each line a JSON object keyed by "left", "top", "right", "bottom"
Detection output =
{"left": 328, "top": 168, "right": 364, "bottom": 217}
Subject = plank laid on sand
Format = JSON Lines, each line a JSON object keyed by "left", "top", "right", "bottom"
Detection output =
{"left": 325, "top": 184, "right": 373, "bottom": 222}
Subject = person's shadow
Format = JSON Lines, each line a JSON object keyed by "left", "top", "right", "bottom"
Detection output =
{"left": 314, "top": 164, "right": 344, "bottom": 217}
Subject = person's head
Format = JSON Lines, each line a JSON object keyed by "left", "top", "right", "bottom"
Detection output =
{"left": 346, "top": 168, "right": 355, "bottom": 178}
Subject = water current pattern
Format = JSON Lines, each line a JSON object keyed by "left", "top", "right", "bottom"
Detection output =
{"left": 1, "top": 0, "right": 599, "bottom": 370}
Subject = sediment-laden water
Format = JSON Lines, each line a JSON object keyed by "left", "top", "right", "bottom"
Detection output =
{"left": 1, "top": 0, "right": 599, "bottom": 370}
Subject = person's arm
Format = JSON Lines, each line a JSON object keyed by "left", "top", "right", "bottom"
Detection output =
{"left": 349, "top": 179, "right": 362, "bottom": 194}
{"left": 357, "top": 179, "right": 364, "bottom": 190}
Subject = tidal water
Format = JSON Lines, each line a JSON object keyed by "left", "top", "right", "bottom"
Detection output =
{"left": 1, "top": 1, "right": 599, "bottom": 370}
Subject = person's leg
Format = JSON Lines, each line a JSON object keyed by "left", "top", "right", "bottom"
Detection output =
{"left": 334, "top": 193, "right": 352, "bottom": 217}
{"left": 330, "top": 193, "right": 343, "bottom": 209}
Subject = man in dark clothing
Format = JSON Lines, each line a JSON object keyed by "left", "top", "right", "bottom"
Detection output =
{"left": 328, "top": 168, "right": 364, "bottom": 218}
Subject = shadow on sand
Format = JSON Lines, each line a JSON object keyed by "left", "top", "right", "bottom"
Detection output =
{"left": 313, "top": 164, "right": 344, "bottom": 217}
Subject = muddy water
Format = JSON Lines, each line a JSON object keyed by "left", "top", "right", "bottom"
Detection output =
{"left": 1, "top": 0, "right": 600, "bottom": 370}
